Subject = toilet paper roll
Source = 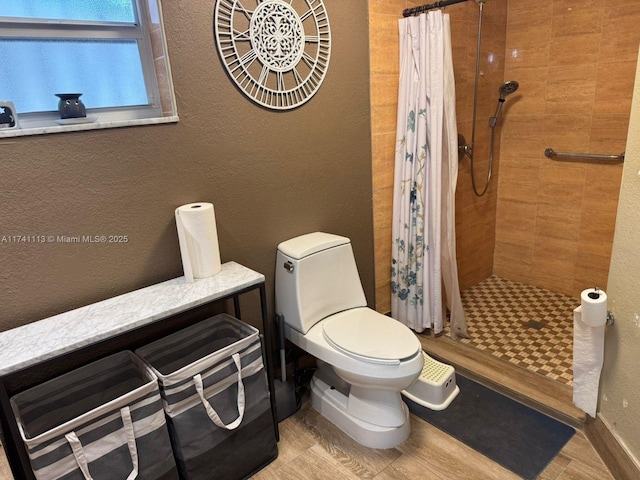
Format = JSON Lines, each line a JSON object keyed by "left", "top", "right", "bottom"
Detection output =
{"left": 580, "top": 288, "right": 608, "bottom": 327}
{"left": 175, "top": 202, "right": 222, "bottom": 283}
{"left": 573, "top": 305, "right": 605, "bottom": 418}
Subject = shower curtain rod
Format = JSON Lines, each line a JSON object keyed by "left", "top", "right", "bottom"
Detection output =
{"left": 403, "top": 0, "right": 469, "bottom": 17}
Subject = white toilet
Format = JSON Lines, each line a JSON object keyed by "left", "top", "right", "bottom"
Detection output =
{"left": 275, "top": 232, "right": 423, "bottom": 448}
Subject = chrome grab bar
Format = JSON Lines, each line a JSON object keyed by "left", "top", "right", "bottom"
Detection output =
{"left": 544, "top": 148, "right": 625, "bottom": 163}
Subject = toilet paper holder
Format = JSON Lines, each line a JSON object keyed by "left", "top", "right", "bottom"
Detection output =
{"left": 588, "top": 287, "right": 615, "bottom": 326}
{"left": 606, "top": 311, "right": 615, "bottom": 326}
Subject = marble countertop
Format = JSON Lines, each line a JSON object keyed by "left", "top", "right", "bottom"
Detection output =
{"left": 0, "top": 262, "right": 264, "bottom": 377}
{"left": 0, "top": 115, "right": 179, "bottom": 138}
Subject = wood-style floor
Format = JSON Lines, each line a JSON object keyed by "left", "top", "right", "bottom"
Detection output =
{"left": 254, "top": 330, "right": 615, "bottom": 480}
{"left": 252, "top": 396, "right": 613, "bottom": 480}
{"left": 0, "top": 444, "right": 10, "bottom": 479}
{"left": 0, "top": 395, "right": 614, "bottom": 480}
{"left": 0, "top": 333, "right": 613, "bottom": 480}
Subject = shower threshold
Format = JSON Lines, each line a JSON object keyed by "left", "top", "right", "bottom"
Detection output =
{"left": 417, "top": 332, "right": 586, "bottom": 428}
{"left": 426, "top": 275, "right": 583, "bottom": 426}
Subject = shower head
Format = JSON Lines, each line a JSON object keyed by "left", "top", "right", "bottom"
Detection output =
{"left": 499, "top": 80, "right": 519, "bottom": 100}
{"left": 490, "top": 80, "right": 519, "bottom": 127}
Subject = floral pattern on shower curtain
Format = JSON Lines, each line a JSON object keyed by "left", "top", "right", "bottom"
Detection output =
{"left": 391, "top": 11, "right": 468, "bottom": 340}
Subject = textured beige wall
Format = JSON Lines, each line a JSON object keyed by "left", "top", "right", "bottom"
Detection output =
{"left": 0, "top": 0, "right": 374, "bottom": 332}
{"left": 601, "top": 50, "right": 640, "bottom": 465}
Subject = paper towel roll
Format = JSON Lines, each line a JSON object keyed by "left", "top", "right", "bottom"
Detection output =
{"left": 580, "top": 287, "right": 608, "bottom": 327}
{"left": 573, "top": 302, "right": 606, "bottom": 418}
{"left": 175, "top": 202, "right": 222, "bottom": 283}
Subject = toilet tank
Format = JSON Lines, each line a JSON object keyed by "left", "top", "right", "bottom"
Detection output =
{"left": 275, "top": 232, "right": 367, "bottom": 334}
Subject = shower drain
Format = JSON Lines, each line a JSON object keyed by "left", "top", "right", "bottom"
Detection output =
{"left": 523, "top": 319, "right": 546, "bottom": 330}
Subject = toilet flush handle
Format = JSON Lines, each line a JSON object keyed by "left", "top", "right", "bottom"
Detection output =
{"left": 284, "top": 261, "right": 294, "bottom": 273}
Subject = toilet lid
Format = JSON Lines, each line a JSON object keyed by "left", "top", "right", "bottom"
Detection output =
{"left": 322, "top": 309, "right": 421, "bottom": 365}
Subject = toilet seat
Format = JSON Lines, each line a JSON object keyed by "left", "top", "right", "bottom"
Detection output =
{"left": 322, "top": 309, "right": 421, "bottom": 366}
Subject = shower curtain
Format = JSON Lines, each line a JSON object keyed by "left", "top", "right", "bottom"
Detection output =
{"left": 391, "top": 11, "right": 468, "bottom": 340}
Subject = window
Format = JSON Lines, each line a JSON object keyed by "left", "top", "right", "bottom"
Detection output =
{"left": 0, "top": 0, "right": 177, "bottom": 136}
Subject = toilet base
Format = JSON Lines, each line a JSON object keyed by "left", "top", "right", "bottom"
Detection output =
{"left": 310, "top": 374, "right": 411, "bottom": 449}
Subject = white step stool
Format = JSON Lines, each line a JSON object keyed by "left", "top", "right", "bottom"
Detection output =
{"left": 402, "top": 352, "right": 459, "bottom": 410}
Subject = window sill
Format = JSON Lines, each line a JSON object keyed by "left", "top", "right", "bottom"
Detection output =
{"left": 0, "top": 115, "right": 179, "bottom": 138}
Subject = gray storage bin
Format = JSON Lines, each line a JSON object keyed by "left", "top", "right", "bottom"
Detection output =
{"left": 10, "top": 351, "right": 179, "bottom": 480}
{"left": 135, "top": 313, "right": 277, "bottom": 480}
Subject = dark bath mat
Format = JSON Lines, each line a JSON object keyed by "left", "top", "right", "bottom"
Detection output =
{"left": 403, "top": 374, "right": 575, "bottom": 479}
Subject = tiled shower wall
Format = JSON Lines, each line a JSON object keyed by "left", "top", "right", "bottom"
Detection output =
{"left": 371, "top": 0, "right": 640, "bottom": 312}
{"left": 369, "top": 0, "right": 507, "bottom": 313}
{"left": 494, "top": 0, "right": 639, "bottom": 298}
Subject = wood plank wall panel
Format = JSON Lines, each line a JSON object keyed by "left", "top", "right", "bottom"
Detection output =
{"left": 495, "top": 0, "right": 640, "bottom": 297}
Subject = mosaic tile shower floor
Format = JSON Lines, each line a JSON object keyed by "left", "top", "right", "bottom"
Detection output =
{"left": 450, "top": 275, "right": 575, "bottom": 386}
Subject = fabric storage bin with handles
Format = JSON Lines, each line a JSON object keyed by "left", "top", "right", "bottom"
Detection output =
{"left": 134, "top": 313, "right": 277, "bottom": 480}
{"left": 10, "top": 350, "right": 179, "bottom": 480}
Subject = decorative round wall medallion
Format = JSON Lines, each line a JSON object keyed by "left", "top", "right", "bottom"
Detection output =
{"left": 214, "top": 0, "right": 331, "bottom": 110}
